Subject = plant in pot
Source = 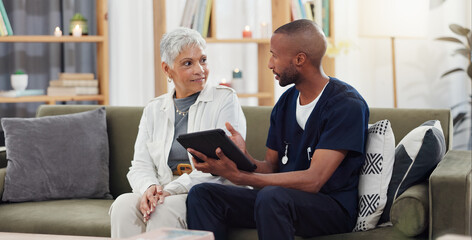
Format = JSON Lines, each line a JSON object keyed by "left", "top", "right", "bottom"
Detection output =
{"left": 69, "top": 13, "right": 88, "bottom": 35}
{"left": 436, "top": 23, "right": 472, "bottom": 149}
{"left": 10, "top": 69, "right": 28, "bottom": 91}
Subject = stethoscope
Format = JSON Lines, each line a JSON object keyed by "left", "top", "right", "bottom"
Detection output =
{"left": 281, "top": 141, "right": 312, "bottom": 165}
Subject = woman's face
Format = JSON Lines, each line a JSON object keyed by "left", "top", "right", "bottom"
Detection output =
{"left": 164, "top": 45, "right": 209, "bottom": 98}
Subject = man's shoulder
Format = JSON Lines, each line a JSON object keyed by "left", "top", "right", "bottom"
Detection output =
{"left": 325, "top": 78, "right": 367, "bottom": 107}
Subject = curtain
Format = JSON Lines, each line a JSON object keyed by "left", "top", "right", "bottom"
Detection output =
{"left": 108, "top": 0, "right": 155, "bottom": 106}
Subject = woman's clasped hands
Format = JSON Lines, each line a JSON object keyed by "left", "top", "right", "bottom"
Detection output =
{"left": 140, "top": 184, "right": 170, "bottom": 222}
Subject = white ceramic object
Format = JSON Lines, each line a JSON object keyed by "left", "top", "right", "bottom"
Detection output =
{"left": 11, "top": 74, "right": 28, "bottom": 91}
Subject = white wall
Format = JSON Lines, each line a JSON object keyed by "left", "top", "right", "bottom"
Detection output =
{"left": 334, "top": 0, "right": 471, "bottom": 111}
{"left": 333, "top": 0, "right": 471, "bottom": 149}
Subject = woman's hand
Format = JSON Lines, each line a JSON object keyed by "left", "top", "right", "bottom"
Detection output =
{"left": 140, "top": 185, "right": 171, "bottom": 222}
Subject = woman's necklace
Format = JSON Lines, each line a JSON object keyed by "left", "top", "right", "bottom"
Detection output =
{"left": 173, "top": 97, "right": 189, "bottom": 116}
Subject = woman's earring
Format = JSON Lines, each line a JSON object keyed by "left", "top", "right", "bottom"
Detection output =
{"left": 167, "top": 77, "right": 172, "bottom": 83}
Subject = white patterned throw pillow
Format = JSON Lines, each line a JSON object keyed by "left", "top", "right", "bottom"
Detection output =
{"left": 354, "top": 119, "right": 395, "bottom": 232}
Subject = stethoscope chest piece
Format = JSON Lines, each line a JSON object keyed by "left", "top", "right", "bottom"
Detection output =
{"left": 282, "top": 141, "right": 289, "bottom": 165}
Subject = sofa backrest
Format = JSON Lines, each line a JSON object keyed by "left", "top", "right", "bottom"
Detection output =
{"left": 36, "top": 105, "right": 452, "bottom": 198}
{"left": 369, "top": 108, "right": 452, "bottom": 149}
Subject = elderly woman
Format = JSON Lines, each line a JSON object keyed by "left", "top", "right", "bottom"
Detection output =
{"left": 109, "top": 27, "right": 246, "bottom": 238}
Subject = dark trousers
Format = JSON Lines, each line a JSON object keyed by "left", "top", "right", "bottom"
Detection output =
{"left": 186, "top": 183, "right": 355, "bottom": 240}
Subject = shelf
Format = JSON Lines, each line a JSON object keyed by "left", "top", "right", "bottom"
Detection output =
{"left": 237, "top": 92, "right": 273, "bottom": 99}
{"left": 0, "top": 0, "right": 109, "bottom": 105}
{"left": 0, "top": 95, "right": 105, "bottom": 104}
{"left": 205, "top": 38, "right": 270, "bottom": 44}
{"left": 0, "top": 35, "right": 106, "bottom": 43}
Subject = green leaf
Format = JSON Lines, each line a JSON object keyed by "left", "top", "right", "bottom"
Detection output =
{"left": 14, "top": 69, "right": 26, "bottom": 74}
{"left": 71, "top": 13, "right": 87, "bottom": 21}
{"left": 441, "top": 68, "right": 464, "bottom": 78}
{"left": 436, "top": 37, "right": 464, "bottom": 45}
{"left": 452, "top": 48, "right": 471, "bottom": 59}
{"left": 453, "top": 112, "right": 467, "bottom": 126}
{"left": 450, "top": 24, "right": 470, "bottom": 36}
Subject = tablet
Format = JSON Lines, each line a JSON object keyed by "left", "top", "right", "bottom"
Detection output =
{"left": 177, "top": 129, "right": 257, "bottom": 172}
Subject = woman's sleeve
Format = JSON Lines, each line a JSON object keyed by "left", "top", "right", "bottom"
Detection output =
{"left": 127, "top": 107, "right": 161, "bottom": 195}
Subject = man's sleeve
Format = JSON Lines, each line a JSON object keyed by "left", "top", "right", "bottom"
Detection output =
{"left": 316, "top": 99, "right": 368, "bottom": 154}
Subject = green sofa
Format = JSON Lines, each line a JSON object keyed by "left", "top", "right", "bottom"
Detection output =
{"left": 0, "top": 105, "right": 470, "bottom": 240}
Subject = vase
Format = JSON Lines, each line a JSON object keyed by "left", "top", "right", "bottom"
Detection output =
{"left": 10, "top": 74, "right": 28, "bottom": 91}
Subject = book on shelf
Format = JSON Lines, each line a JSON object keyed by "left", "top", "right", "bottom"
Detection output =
{"left": 58, "top": 72, "right": 95, "bottom": 80}
{"left": 298, "top": 0, "right": 307, "bottom": 19}
{"left": 50, "top": 79, "right": 98, "bottom": 87}
{"left": 201, "top": 0, "right": 212, "bottom": 37}
{"left": 0, "top": 10, "right": 7, "bottom": 36}
{"left": 322, "top": 0, "right": 330, "bottom": 37}
{"left": 313, "top": 0, "right": 323, "bottom": 29}
{"left": 47, "top": 86, "right": 99, "bottom": 96}
{"left": 304, "top": 1, "right": 314, "bottom": 21}
{"left": 196, "top": 0, "right": 207, "bottom": 34}
{"left": 190, "top": 0, "right": 202, "bottom": 30}
{"left": 180, "top": 0, "right": 192, "bottom": 28}
{"left": 181, "top": 0, "right": 211, "bottom": 37}
{"left": 0, "top": 89, "right": 45, "bottom": 98}
{"left": 291, "top": 0, "right": 301, "bottom": 20}
{"left": 181, "top": 0, "right": 198, "bottom": 29}
{"left": 0, "top": 0, "right": 13, "bottom": 36}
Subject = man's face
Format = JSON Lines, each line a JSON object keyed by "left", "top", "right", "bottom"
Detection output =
{"left": 268, "top": 34, "right": 300, "bottom": 87}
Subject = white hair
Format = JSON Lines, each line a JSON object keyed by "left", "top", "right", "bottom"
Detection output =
{"left": 160, "top": 27, "right": 206, "bottom": 67}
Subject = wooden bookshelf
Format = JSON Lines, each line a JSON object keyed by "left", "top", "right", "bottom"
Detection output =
{"left": 0, "top": 35, "right": 105, "bottom": 43}
{"left": 153, "top": 0, "right": 335, "bottom": 106}
{"left": 0, "top": 0, "right": 109, "bottom": 105}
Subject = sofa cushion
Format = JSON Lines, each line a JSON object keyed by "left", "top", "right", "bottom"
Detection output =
{"left": 1, "top": 108, "right": 111, "bottom": 202}
{"left": 0, "top": 199, "right": 113, "bottom": 237}
{"left": 379, "top": 120, "right": 446, "bottom": 223}
{"left": 354, "top": 120, "right": 395, "bottom": 231}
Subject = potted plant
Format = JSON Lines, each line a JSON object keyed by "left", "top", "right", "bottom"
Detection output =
{"left": 436, "top": 23, "right": 472, "bottom": 149}
{"left": 69, "top": 13, "right": 88, "bottom": 35}
{"left": 436, "top": 24, "right": 471, "bottom": 79}
{"left": 10, "top": 69, "right": 28, "bottom": 91}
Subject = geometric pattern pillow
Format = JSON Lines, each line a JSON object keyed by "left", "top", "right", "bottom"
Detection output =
{"left": 354, "top": 120, "right": 395, "bottom": 231}
{"left": 379, "top": 120, "right": 446, "bottom": 224}
{"left": 1, "top": 108, "right": 112, "bottom": 202}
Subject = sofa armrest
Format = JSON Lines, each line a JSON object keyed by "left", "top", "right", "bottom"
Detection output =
{"left": 0, "top": 146, "right": 6, "bottom": 169}
{"left": 429, "top": 150, "right": 472, "bottom": 239}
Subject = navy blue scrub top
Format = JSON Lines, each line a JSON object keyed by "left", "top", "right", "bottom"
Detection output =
{"left": 266, "top": 77, "right": 369, "bottom": 219}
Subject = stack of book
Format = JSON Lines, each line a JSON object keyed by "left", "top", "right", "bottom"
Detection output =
{"left": 180, "top": 0, "right": 212, "bottom": 37}
{"left": 292, "top": 0, "right": 330, "bottom": 37}
{"left": 0, "top": 0, "right": 13, "bottom": 36}
{"left": 47, "top": 73, "right": 99, "bottom": 96}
